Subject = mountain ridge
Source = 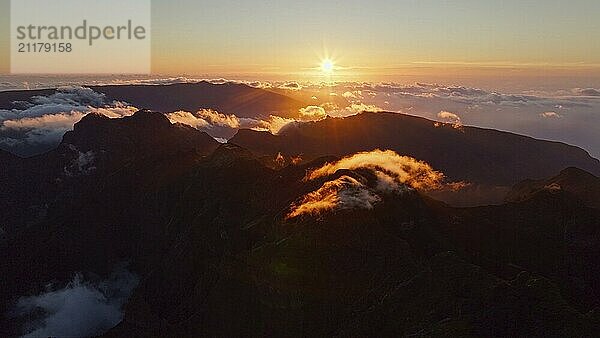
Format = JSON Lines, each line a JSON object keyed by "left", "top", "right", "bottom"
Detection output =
{"left": 231, "top": 112, "right": 600, "bottom": 185}
{"left": 0, "top": 81, "right": 308, "bottom": 118}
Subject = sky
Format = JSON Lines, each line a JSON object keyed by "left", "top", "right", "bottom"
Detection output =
{"left": 0, "top": 1, "right": 598, "bottom": 158}
{"left": 1, "top": 0, "right": 600, "bottom": 89}
{"left": 149, "top": 0, "right": 600, "bottom": 86}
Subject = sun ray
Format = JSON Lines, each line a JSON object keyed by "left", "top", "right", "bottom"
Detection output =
{"left": 321, "top": 59, "right": 335, "bottom": 73}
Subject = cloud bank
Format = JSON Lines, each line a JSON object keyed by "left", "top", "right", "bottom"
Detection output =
{"left": 270, "top": 81, "right": 600, "bottom": 158}
{"left": 2, "top": 79, "right": 598, "bottom": 158}
{"left": 0, "top": 87, "right": 137, "bottom": 156}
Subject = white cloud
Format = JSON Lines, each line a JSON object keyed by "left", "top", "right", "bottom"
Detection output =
{"left": 437, "top": 111, "right": 463, "bottom": 128}
{"left": 298, "top": 105, "right": 327, "bottom": 121}
{"left": 287, "top": 175, "right": 381, "bottom": 218}
{"left": 278, "top": 82, "right": 302, "bottom": 91}
{"left": 288, "top": 150, "right": 460, "bottom": 218}
{"left": 571, "top": 88, "right": 600, "bottom": 97}
{"left": 12, "top": 264, "right": 138, "bottom": 338}
{"left": 539, "top": 111, "right": 562, "bottom": 119}
{"left": 2, "top": 80, "right": 598, "bottom": 158}
{"left": 0, "top": 87, "right": 137, "bottom": 156}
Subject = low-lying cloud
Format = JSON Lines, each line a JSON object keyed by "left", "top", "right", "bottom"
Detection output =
{"left": 437, "top": 111, "right": 463, "bottom": 128}
{"left": 2, "top": 79, "right": 599, "bottom": 158}
{"left": 0, "top": 87, "right": 137, "bottom": 156}
{"left": 12, "top": 264, "right": 139, "bottom": 338}
{"left": 298, "top": 105, "right": 327, "bottom": 121}
{"left": 539, "top": 111, "right": 562, "bottom": 119}
{"left": 307, "top": 149, "right": 446, "bottom": 191}
{"left": 166, "top": 105, "right": 328, "bottom": 140}
{"left": 288, "top": 150, "right": 455, "bottom": 218}
{"left": 288, "top": 175, "right": 381, "bottom": 218}
{"left": 267, "top": 81, "right": 600, "bottom": 158}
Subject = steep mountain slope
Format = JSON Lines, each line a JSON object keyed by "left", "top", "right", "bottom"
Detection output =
{"left": 0, "top": 111, "right": 219, "bottom": 236}
{"left": 0, "top": 149, "right": 19, "bottom": 180}
{"left": 1, "top": 112, "right": 599, "bottom": 337}
{"left": 231, "top": 112, "right": 600, "bottom": 186}
{"left": 506, "top": 167, "right": 600, "bottom": 209}
{"left": 105, "top": 152, "right": 600, "bottom": 336}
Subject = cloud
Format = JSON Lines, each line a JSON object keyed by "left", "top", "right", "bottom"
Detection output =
{"left": 0, "top": 87, "right": 137, "bottom": 156}
{"left": 259, "top": 115, "right": 298, "bottom": 134}
{"left": 12, "top": 264, "right": 138, "bottom": 338}
{"left": 288, "top": 81, "right": 599, "bottom": 157}
{"left": 437, "top": 111, "right": 463, "bottom": 128}
{"left": 167, "top": 106, "right": 328, "bottom": 140}
{"left": 2, "top": 79, "right": 598, "bottom": 158}
{"left": 298, "top": 105, "right": 327, "bottom": 121}
{"left": 539, "top": 111, "right": 562, "bottom": 119}
{"left": 347, "top": 103, "right": 384, "bottom": 113}
{"left": 288, "top": 150, "right": 454, "bottom": 218}
{"left": 288, "top": 175, "right": 381, "bottom": 218}
{"left": 2, "top": 112, "right": 86, "bottom": 146}
{"left": 166, "top": 111, "right": 211, "bottom": 129}
{"left": 167, "top": 109, "right": 299, "bottom": 139}
{"left": 571, "top": 88, "right": 600, "bottom": 96}
{"left": 196, "top": 109, "right": 241, "bottom": 128}
{"left": 342, "top": 91, "right": 358, "bottom": 99}
{"left": 438, "top": 111, "right": 460, "bottom": 121}
{"left": 166, "top": 109, "right": 243, "bottom": 130}
{"left": 278, "top": 82, "right": 302, "bottom": 91}
{"left": 307, "top": 149, "right": 446, "bottom": 191}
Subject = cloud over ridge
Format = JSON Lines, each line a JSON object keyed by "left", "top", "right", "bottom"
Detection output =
{"left": 288, "top": 150, "right": 452, "bottom": 218}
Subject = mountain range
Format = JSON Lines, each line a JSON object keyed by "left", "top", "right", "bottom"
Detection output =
{"left": 1, "top": 95, "right": 599, "bottom": 336}
{"left": 0, "top": 81, "right": 307, "bottom": 118}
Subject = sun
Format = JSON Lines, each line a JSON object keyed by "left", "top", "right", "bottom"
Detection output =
{"left": 321, "top": 59, "right": 335, "bottom": 73}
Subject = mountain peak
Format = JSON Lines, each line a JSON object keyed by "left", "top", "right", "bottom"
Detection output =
{"left": 558, "top": 166, "right": 598, "bottom": 180}
{"left": 62, "top": 110, "right": 219, "bottom": 157}
{"left": 506, "top": 167, "right": 600, "bottom": 208}
{"left": 74, "top": 111, "right": 111, "bottom": 129}
{"left": 208, "top": 143, "right": 257, "bottom": 167}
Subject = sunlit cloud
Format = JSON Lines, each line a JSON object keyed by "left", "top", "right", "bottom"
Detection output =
{"left": 298, "top": 105, "right": 327, "bottom": 121}
{"left": 437, "top": 111, "right": 463, "bottom": 128}
{"left": 288, "top": 150, "right": 459, "bottom": 218}
{"left": 307, "top": 149, "right": 446, "bottom": 191}
{"left": 278, "top": 81, "right": 302, "bottom": 91}
{"left": 539, "top": 111, "right": 562, "bottom": 119}
{"left": 287, "top": 175, "right": 381, "bottom": 218}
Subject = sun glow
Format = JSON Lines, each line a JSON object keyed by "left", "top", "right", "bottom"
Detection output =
{"left": 321, "top": 59, "right": 335, "bottom": 73}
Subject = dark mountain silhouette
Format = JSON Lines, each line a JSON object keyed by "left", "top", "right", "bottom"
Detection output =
{"left": 105, "top": 149, "right": 600, "bottom": 337}
{"left": 1, "top": 110, "right": 599, "bottom": 336}
{"left": 0, "top": 149, "right": 18, "bottom": 173}
{"left": 506, "top": 167, "right": 600, "bottom": 209}
{"left": 0, "top": 88, "right": 56, "bottom": 108}
{"left": 0, "top": 82, "right": 307, "bottom": 118}
{"left": 90, "top": 82, "right": 307, "bottom": 117}
{"left": 0, "top": 111, "right": 219, "bottom": 238}
{"left": 231, "top": 112, "right": 600, "bottom": 186}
